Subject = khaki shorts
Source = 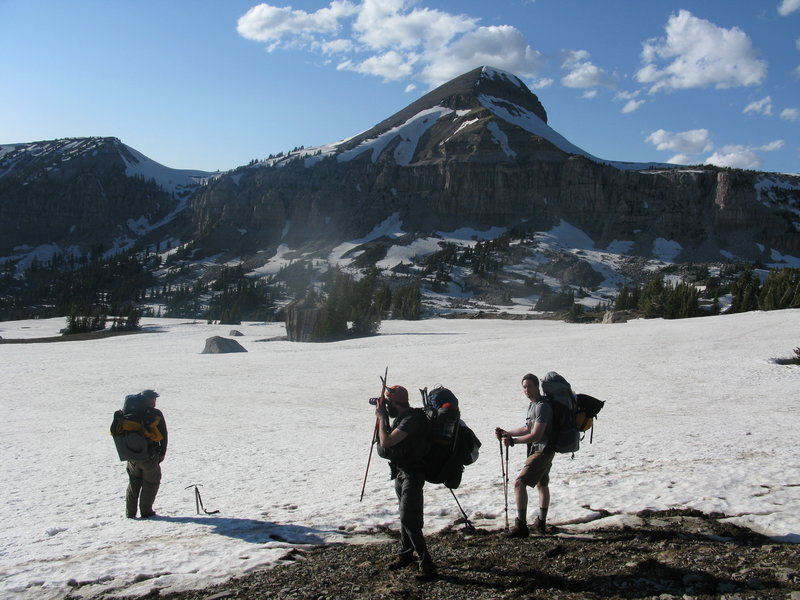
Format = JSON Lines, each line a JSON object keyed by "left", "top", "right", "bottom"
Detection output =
{"left": 517, "top": 449, "right": 555, "bottom": 488}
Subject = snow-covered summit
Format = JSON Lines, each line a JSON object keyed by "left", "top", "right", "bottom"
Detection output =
{"left": 0, "top": 137, "right": 212, "bottom": 196}
{"left": 253, "top": 65, "right": 673, "bottom": 171}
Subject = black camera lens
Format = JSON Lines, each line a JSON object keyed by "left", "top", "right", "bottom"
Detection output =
{"left": 368, "top": 397, "right": 379, "bottom": 405}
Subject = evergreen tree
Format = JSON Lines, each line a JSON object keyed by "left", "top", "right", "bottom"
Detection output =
{"left": 350, "top": 267, "right": 381, "bottom": 337}
{"left": 392, "top": 282, "right": 421, "bottom": 320}
{"left": 758, "top": 268, "right": 800, "bottom": 311}
{"left": 731, "top": 268, "right": 761, "bottom": 313}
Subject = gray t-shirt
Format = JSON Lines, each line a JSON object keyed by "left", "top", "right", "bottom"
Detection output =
{"left": 526, "top": 400, "right": 553, "bottom": 454}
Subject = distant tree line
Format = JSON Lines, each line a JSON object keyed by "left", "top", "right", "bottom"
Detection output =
{"left": 613, "top": 267, "right": 800, "bottom": 319}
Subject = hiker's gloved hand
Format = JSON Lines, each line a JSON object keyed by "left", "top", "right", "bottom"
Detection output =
{"left": 495, "top": 427, "right": 506, "bottom": 440}
{"left": 502, "top": 435, "right": 515, "bottom": 447}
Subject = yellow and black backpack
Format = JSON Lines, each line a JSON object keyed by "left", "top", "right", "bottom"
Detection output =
{"left": 110, "top": 394, "right": 163, "bottom": 461}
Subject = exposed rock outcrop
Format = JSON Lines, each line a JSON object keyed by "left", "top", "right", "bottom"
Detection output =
{"left": 201, "top": 336, "right": 247, "bottom": 354}
{"left": 2, "top": 67, "right": 798, "bottom": 275}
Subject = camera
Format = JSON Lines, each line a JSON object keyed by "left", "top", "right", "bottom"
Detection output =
{"left": 368, "top": 397, "right": 380, "bottom": 405}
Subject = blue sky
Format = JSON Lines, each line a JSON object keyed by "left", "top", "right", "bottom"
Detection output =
{"left": 2, "top": 0, "right": 798, "bottom": 174}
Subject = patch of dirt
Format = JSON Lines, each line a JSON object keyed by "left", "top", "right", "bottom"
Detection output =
{"left": 102, "top": 510, "right": 799, "bottom": 600}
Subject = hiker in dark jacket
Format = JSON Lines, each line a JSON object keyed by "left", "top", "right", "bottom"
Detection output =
{"left": 376, "top": 385, "right": 437, "bottom": 580}
{"left": 125, "top": 389, "right": 168, "bottom": 519}
{"left": 495, "top": 373, "right": 553, "bottom": 537}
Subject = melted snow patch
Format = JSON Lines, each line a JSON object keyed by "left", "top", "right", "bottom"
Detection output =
{"left": 540, "top": 220, "right": 595, "bottom": 250}
{"left": 121, "top": 145, "right": 210, "bottom": 195}
{"left": 338, "top": 106, "right": 454, "bottom": 165}
{"left": 487, "top": 121, "right": 515, "bottom": 158}
{"left": 653, "top": 238, "right": 683, "bottom": 262}
{"left": 328, "top": 213, "right": 406, "bottom": 266}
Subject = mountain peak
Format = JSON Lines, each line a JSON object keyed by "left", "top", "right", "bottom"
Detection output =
{"left": 345, "top": 66, "right": 547, "bottom": 150}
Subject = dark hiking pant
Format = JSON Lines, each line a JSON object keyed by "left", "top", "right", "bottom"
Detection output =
{"left": 394, "top": 469, "right": 432, "bottom": 566}
{"left": 126, "top": 456, "right": 162, "bottom": 518}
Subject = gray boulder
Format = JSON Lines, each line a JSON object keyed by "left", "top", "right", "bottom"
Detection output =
{"left": 202, "top": 336, "right": 247, "bottom": 354}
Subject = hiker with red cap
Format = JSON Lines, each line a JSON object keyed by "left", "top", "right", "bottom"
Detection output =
{"left": 375, "top": 384, "right": 437, "bottom": 580}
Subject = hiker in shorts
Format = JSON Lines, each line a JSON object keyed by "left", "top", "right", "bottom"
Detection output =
{"left": 375, "top": 385, "right": 437, "bottom": 580}
{"left": 495, "top": 373, "right": 553, "bottom": 537}
{"left": 125, "top": 389, "right": 168, "bottom": 519}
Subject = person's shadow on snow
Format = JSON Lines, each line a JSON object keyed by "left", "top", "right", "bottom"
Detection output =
{"left": 150, "top": 515, "right": 326, "bottom": 545}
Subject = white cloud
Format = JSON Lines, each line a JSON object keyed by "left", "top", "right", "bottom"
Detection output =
{"left": 622, "top": 99, "right": 645, "bottom": 113}
{"left": 645, "top": 128, "right": 714, "bottom": 154}
{"left": 667, "top": 153, "right": 693, "bottom": 165}
{"left": 615, "top": 90, "right": 639, "bottom": 101}
{"left": 320, "top": 38, "right": 355, "bottom": 55}
{"left": 354, "top": 1, "right": 476, "bottom": 51}
{"left": 781, "top": 107, "right": 800, "bottom": 121}
{"left": 778, "top": 0, "right": 800, "bottom": 16}
{"left": 636, "top": 10, "right": 767, "bottom": 93}
{"left": 237, "top": 2, "right": 357, "bottom": 44}
{"left": 341, "top": 49, "right": 417, "bottom": 81}
{"left": 582, "top": 90, "right": 598, "bottom": 99}
{"left": 760, "top": 139, "right": 785, "bottom": 151}
{"left": 559, "top": 49, "right": 615, "bottom": 88}
{"left": 705, "top": 145, "right": 762, "bottom": 169}
{"left": 795, "top": 65, "right": 800, "bottom": 79}
{"left": 743, "top": 96, "right": 773, "bottom": 116}
{"left": 418, "top": 25, "right": 545, "bottom": 87}
{"left": 704, "top": 140, "right": 784, "bottom": 169}
{"left": 238, "top": 1, "right": 547, "bottom": 90}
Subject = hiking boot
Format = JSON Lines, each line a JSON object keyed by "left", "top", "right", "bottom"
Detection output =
{"left": 416, "top": 559, "right": 438, "bottom": 581}
{"left": 140, "top": 511, "right": 157, "bottom": 519}
{"left": 387, "top": 552, "right": 415, "bottom": 571}
{"left": 506, "top": 518, "right": 529, "bottom": 538}
{"left": 531, "top": 517, "right": 548, "bottom": 535}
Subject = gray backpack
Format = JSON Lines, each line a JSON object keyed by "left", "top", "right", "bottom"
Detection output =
{"left": 541, "top": 372, "right": 580, "bottom": 454}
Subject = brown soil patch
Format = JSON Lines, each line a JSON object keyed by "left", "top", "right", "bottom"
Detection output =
{"left": 100, "top": 509, "right": 799, "bottom": 600}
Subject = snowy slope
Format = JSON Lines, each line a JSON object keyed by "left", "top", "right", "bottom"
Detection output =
{"left": 0, "top": 310, "right": 798, "bottom": 599}
{"left": 120, "top": 144, "right": 212, "bottom": 196}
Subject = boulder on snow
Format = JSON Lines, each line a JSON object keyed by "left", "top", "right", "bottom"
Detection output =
{"left": 202, "top": 336, "right": 247, "bottom": 354}
{"left": 229, "top": 330, "right": 244, "bottom": 337}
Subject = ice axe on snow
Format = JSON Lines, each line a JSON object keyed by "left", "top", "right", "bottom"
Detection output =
{"left": 185, "top": 484, "right": 219, "bottom": 515}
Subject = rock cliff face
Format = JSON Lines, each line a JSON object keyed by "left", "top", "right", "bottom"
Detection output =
{"left": 0, "top": 138, "right": 206, "bottom": 260}
{"left": 2, "top": 67, "right": 798, "bottom": 272}
{"left": 185, "top": 65, "right": 799, "bottom": 263}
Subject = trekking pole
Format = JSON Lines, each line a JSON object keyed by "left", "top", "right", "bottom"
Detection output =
{"left": 448, "top": 487, "right": 475, "bottom": 532}
{"left": 499, "top": 438, "right": 509, "bottom": 531}
{"left": 504, "top": 444, "right": 510, "bottom": 531}
{"left": 359, "top": 367, "right": 388, "bottom": 502}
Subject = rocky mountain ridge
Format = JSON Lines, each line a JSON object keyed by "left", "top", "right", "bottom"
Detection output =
{"left": 0, "top": 137, "right": 209, "bottom": 265}
{"left": 183, "top": 67, "right": 798, "bottom": 268}
{"left": 1, "top": 67, "right": 798, "bottom": 318}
